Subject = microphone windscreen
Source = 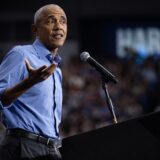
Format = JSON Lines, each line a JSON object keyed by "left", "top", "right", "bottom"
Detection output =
{"left": 80, "top": 52, "right": 90, "bottom": 62}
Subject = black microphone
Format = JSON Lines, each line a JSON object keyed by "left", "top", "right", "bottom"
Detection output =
{"left": 80, "top": 51, "right": 118, "bottom": 84}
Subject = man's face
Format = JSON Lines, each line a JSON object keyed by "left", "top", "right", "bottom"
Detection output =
{"left": 36, "top": 6, "right": 67, "bottom": 51}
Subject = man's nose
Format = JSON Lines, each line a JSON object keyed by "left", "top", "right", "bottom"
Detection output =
{"left": 54, "top": 20, "right": 62, "bottom": 30}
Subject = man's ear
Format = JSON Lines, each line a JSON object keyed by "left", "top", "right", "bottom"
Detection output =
{"left": 31, "top": 24, "right": 37, "bottom": 37}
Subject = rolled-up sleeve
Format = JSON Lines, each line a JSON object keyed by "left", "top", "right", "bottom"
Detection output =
{"left": 0, "top": 47, "right": 25, "bottom": 110}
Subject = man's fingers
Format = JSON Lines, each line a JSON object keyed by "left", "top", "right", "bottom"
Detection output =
{"left": 48, "top": 63, "right": 57, "bottom": 70}
{"left": 25, "top": 58, "right": 57, "bottom": 82}
{"left": 25, "top": 59, "right": 34, "bottom": 72}
{"left": 37, "top": 65, "right": 48, "bottom": 72}
{"left": 46, "top": 63, "right": 57, "bottom": 73}
{"left": 39, "top": 64, "right": 57, "bottom": 80}
{"left": 41, "top": 64, "right": 57, "bottom": 75}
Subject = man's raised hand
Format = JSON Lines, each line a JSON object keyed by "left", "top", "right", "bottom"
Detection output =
{"left": 25, "top": 59, "right": 57, "bottom": 84}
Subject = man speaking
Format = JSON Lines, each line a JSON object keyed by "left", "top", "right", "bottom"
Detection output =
{"left": 0, "top": 4, "right": 67, "bottom": 160}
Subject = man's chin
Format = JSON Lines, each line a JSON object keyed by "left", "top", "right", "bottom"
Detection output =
{"left": 45, "top": 43, "right": 64, "bottom": 52}
{"left": 51, "top": 42, "right": 64, "bottom": 48}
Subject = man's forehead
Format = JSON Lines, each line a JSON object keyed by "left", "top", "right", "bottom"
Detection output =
{"left": 34, "top": 5, "right": 67, "bottom": 24}
{"left": 42, "top": 7, "right": 66, "bottom": 18}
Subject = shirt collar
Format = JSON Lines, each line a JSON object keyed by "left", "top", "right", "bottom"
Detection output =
{"left": 32, "top": 38, "right": 62, "bottom": 65}
{"left": 46, "top": 54, "right": 62, "bottom": 65}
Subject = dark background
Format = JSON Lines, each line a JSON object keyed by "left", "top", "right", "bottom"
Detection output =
{"left": 1, "top": 0, "right": 160, "bottom": 59}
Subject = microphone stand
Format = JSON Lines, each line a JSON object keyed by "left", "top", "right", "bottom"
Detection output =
{"left": 101, "top": 77, "right": 118, "bottom": 124}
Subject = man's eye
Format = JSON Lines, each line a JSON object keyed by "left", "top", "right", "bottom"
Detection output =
{"left": 46, "top": 17, "right": 67, "bottom": 25}
{"left": 61, "top": 19, "right": 67, "bottom": 24}
{"left": 59, "top": 18, "right": 67, "bottom": 25}
{"left": 48, "top": 18, "right": 55, "bottom": 24}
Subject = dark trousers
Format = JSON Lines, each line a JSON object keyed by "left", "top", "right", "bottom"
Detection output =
{"left": 0, "top": 135, "right": 62, "bottom": 160}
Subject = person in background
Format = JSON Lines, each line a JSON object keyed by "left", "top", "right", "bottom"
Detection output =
{"left": 0, "top": 4, "right": 67, "bottom": 160}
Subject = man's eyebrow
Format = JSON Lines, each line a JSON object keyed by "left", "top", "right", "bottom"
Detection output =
{"left": 47, "top": 15, "right": 67, "bottom": 20}
{"left": 61, "top": 15, "right": 67, "bottom": 21}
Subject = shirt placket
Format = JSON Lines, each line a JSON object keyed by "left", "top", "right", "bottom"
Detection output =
{"left": 46, "top": 54, "right": 59, "bottom": 137}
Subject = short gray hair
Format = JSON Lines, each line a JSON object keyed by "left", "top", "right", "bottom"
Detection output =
{"left": 34, "top": 4, "right": 63, "bottom": 25}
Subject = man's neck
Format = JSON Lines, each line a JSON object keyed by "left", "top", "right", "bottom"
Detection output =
{"left": 51, "top": 48, "right": 58, "bottom": 56}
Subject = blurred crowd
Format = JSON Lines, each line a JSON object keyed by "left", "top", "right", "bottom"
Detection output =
{"left": 0, "top": 48, "right": 160, "bottom": 139}
{"left": 60, "top": 50, "right": 160, "bottom": 138}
